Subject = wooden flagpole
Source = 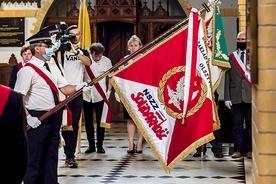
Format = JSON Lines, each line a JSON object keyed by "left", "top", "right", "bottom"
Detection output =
{"left": 26, "top": 3, "right": 211, "bottom": 131}
{"left": 77, "top": 110, "right": 83, "bottom": 153}
{"left": 77, "top": 0, "right": 84, "bottom": 155}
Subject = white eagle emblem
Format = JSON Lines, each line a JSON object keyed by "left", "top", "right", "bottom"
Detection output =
{"left": 167, "top": 76, "right": 199, "bottom": 110}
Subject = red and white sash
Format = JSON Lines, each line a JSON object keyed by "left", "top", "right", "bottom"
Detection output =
{"left": 85, "top": 66, "right": 111, "bottom": 128}
{"left": 230, "top": 51, "right": 252, "bottom": 87}
{"left": 25, "top": 63, "right": 74, "bottom": 130}
{"left": 25, "top": 63, "right": 59, "bottom": 95}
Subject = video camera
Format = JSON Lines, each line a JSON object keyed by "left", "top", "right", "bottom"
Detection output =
{"left": 57, "top": 22, "right": 76, "bottom": 51}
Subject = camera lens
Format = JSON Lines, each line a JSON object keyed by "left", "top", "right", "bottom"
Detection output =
{"left": 60, "top": 42, "right": 71, "bottom": 51}
{"left": 59, "top": 21, "right": 67, "bottom": 31}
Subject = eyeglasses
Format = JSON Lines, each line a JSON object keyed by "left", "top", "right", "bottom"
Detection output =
{"left": 39, "top": 44, "right": 51, "bottom": 48}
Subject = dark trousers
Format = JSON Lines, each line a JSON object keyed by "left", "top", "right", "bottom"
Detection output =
{"left": 24, "top": 110, "right": 62, "bottom": 184}
{"left": 196, "top": 91, "right": 222, "bottom": 154}
{"left": 232, "top": 102, "right": 252, "bottom": 153}
{"left": 210, "top": 130, "right": 223, "bottom": 153}
{"left": 83, "top": 100, "right": 105, "bottom": 148}
{"left": 62, "top": 95, "right": 83, "bottom": 159}
{"left": 196, "top": 130, "right": 223, "bottom": 154}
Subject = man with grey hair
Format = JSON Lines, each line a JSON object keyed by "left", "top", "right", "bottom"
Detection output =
{"left": 224, "top": 31, "right": 252, "bottom": 159}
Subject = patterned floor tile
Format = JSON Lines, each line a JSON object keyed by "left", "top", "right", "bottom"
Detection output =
{"left": 58, "top": 122, "right": 251, "bottom": 184}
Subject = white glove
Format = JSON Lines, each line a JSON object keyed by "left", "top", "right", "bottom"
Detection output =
{"left": 114, "top": 92, "right": 120, "bottom": 102}
{"left": 106, "top": 90, "right": 111, "bottom": 99}
{"left": 76, "top": 82, "right": 90, "bottom": 92}
{"left": 224, "top": 100, "right": 232, "bottom": 109}
{"left": 27, "top": 114, "right": 41, "bottom": 128}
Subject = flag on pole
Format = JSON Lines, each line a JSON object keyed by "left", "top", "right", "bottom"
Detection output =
{"left": 111, "top": 8, "right": 216, "bottom": 173}
{"left": 205, "top": 4, "right": 231, "bottom": 89}
{"left": 78, "top": 0, "right": 91, "bottom": 49}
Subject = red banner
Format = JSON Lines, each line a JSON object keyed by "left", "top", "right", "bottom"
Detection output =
{"left": 111, "top": 9, "right": 216, "bottom": 172}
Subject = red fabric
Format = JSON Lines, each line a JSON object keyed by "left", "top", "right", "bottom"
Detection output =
{"left": 25, "top": 63, "right": 59, "bottom": 94}
{"left": 230, "top": 53, "right": 252, "bottom": 87}
{"left": 85, "top": 66, "right": 112, "bottom": 124}
{"left": 114, "top": 11, "right": 214, "bottom": 169}
{"left": 17, "top": 62, "right": 23, "bottom": 70}
{"left": 0, "top": 85, "right": 11, "bottom": 116}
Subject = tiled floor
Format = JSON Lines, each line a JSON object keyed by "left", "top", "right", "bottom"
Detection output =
{"left": 58, "top": 122, "right": 252, "bottom": 184}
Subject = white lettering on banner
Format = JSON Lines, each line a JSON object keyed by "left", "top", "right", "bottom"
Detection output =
{"left": 131, "top": 90, "right": 169, "bottom": 140}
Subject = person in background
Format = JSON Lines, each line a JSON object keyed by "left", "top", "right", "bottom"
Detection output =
{"left": 0, "top": 84, "right": 28, "bottom": 184}
{"left": 14, "top": 28, "right": 88, "bottom": 184}
{"left": 83, "top": 42, "right": 112, "bottom": 154}
{"left": 224, "top": 31, "right": 252, "bottom": 159}
{"left": 9, "top": 45, "right": 32, "bottom": 89}
{"left": 57, "top": 25, "right": 91, "bottom": 168}
{"left": 193, "top": 90, "right": 224, "bottom": 158}
{"left": 115, "top": 35, "right": 144, "bottom": 154}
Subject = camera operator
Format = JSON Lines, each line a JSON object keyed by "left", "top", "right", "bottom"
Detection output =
{"left": 56, "top": 24, "right": 91, "bottom": 168}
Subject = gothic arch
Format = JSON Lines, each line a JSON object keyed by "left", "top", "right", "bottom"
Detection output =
{"left": 33, "top": 0, "right": 190, "bottom": 34}
{"left": 31, "top": 0, "right": 55, "bottom": 34}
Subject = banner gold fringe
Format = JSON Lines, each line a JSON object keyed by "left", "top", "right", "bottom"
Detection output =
{"left": 61, "top": 125, "right": 73, "bottom": 131}
{"left": 100, "top": 122, "right": 111, "bottom": 129}
{"left": 111, "top": 79, "right": 216, "bottom": 173}
{"left": 110, "top": 14, "right": 218, "bottom": 173}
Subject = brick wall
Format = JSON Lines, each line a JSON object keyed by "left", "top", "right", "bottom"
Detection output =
{"left": 252, "top": 0, "right": 276, "bottom": 183}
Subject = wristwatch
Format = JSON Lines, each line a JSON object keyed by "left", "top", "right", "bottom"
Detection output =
{"left": 74, "top": 49, "right": 80, "bottom": 55}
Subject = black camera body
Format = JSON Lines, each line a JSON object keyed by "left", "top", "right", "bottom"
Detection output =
{"left": 58, "top": 22, "right": 76, "bottom": 51}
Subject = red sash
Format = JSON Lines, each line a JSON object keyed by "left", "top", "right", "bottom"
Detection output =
{"left": 0, "top": 85, "right": 11, "bottom": 116}
{"left": 85, "top": 66, "right": 111, "bottom": 128}
{"left": 230, "top": 52, "right": 252, "bottom": 87}
{"left": 17, "top": 62, "right": 23, "bottom": 70}
{"left": 25, "top": 63, "right": 59, "bottom": 94}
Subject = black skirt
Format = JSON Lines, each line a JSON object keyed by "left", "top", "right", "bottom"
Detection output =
{"left": 123, "top": 106, "right": 131, "bottom": 119}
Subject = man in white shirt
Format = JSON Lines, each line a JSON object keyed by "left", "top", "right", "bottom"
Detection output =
{"left": 14, "top": 27, "right": 88, "bottom": 183}
{"left": 83, "top": 42, "right": 112, "bottom": 154}
{"left": 57, "top": 25, "right": 91, "bottom": 168}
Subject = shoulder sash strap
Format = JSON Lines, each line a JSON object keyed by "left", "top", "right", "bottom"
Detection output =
{"left": 25, "top": 63, "right": 59, "bottom": 94}
{"left": 230, "top": 52, "right": 252, "bottom": 87}
{"left": 0, "top": 85, "right": 11, "bottom": 116}
{"left": 85, "top": 66, "right": 111, "bottom": 127}
{"left": 18, "top": 62, "right": 23, "bottom": 70}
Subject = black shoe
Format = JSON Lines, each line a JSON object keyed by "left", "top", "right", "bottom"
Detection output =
{"left": 136, "top": 150, "right": 143, "bottom": 154}
{"left": 193, "top": 151, "right": 206, "bottom": 157}
{"left": 214, "top": 153, "right": 224, "bottom": 158}
{"left": 65, "top": 158, "right": 78, "bottom": 168}
{"left": 85, "top": 147, "right": 96, "bottom": 154}
{"left": 127, "top": 144, "right": 135, "bottom": 154}
{"left": 97, "top": 147, "right": 105, "bottom": 154}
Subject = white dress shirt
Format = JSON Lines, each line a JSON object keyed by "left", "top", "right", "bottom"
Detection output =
{"left": 14, "top": 56, "right": 68, "bottom": 111}
{"left": 83, "top": 55, "right": 112, "bottom": 103}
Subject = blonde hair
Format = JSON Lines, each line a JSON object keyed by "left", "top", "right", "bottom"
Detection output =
{"left": 127, "top": 35, "right": 143, "bottom": 47}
